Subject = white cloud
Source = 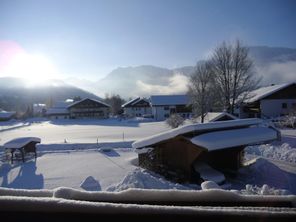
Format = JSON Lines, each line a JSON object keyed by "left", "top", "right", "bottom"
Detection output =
{"left": 257, "top": 61, "right": 296, "bottom": 85}
{"left": 136, "top": 74, "right": 189, "bottom": 96}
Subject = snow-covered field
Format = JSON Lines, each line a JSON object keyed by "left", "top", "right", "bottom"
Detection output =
{"left": 0, "top": 119, "right": 30, "bottom": 132}
{"left": 0, "top": 118, "right": 169, "bottom": 144}
{"left": 0, "top": 118, "right": 296, "bottom": 195}
{"left": 0, "top": 148, "right": 137, "bottom": 190}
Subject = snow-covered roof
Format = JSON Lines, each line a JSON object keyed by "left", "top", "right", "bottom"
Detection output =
{"left": 133, "top": 118, "right": 263, "bottom": 149}
{"left": 67, "top": 98, "right": 110, "bottom": 108}
{"left": 4, "top": 137, "right": 41, "bottom": 149}
{"left": 190, "top": 127, "right": 278, "bottom": 151}
{"left": 0, "top": 111, "right": 16, "bottom": 119}
{"left": 242, "top": 83, "right": 295, "bottom": 103}
{"left": 46, "top": 108, "right": 69, "bottom": 115}
{"left": 53, "top": 101, "right": 73, "bottom": 108}
{"left": 150, "top": 95, "right": 189, "bottom": 106}
{"left": 122, "top": 97, "right": 140, "bottom": 108}
{"left": 196, "top": 112, "right": 237, "bottom": 123}
{"left": 122, "top": 97, "right": 149, "bottom": 108}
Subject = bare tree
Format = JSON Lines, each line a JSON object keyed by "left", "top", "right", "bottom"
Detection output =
{"left": 104, "top": 94, "right": 125, "bottom": 116}
{"left": 211, "top": 40, "right": 260, "bottom": 114}
{"left": 285, "top": 108, "right": 296, "bottom": 129}
{"left": 188, "top": 61, "right": 215, "bottom": 123}
{"left": 166, "top": 114, "right": 184, "bottom": 128}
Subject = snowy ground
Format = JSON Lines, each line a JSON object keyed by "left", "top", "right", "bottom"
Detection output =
{"left": 0, "top": 147, "right": 137, "bottom": 191}
{"left": 0, "top": 118, "right": 169, "bottom": 144}
{"left": 0, "top": 118, "right": 295, "bottom": 194}
{"left": 0, "top": 119, "right": 30, "bottom": 132}
{"left": 0, "top": 141, "right": 295, "bottom": 194}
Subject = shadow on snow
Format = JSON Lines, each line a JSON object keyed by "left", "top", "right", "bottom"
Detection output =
{"left": 0, "top": 160, "right": 44, "bottom": 189}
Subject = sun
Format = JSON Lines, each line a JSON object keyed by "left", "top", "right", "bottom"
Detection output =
{"left": 3, "top": 52, "right": 59, "bottom": 85}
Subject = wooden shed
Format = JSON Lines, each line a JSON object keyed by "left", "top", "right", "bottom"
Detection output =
{"left": 133, "top": 119, "right": 280, "bottom": 184}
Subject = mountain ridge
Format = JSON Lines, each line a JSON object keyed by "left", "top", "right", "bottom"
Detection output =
{"left": 0, "top": 77, "right": 101, "bottom": 112}
{"left": 1, "top": 45, "right": 296, "bottom": 110}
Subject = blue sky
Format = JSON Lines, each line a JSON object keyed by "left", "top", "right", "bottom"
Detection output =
{"left": 0, "top": 0, "right": 295, "bottom": 80}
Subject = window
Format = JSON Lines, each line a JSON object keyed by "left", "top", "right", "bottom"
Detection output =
{"left": 164, "top": 106, "right": 169, "bottom": 110}
{"left": 282, "top": 103, "right": 287, "bottom": 109}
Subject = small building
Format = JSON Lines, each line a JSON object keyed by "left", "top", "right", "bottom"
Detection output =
{"left": 195, "top": 112, "right": 238, "bottom": 123}
{"left": 67, "top": 98, "right": 110, "bottom": 119}
{"left": 46, "top": 100, "right": 73, "bottom": 120}
{"left": 122, "top": 97, "right": 152, "bottom": 118}
{"left": 237, "top": 82, "right": 296, "bottom": 118}
{"left": 0, "top": 110, "right": 16, "bottom": 121}
{"left": 4, "top": 137, "right": 41, "bottom": 163}
{"left": 150, "top": 95, "right": 192, "bottom": 121}
{"left": 132, "top": 119, "right": 279, "bottom": 184}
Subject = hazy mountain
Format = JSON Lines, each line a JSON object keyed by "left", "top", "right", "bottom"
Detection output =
{"left": 86, "top": 46, "right": 296, "bottom": 98}
{"left": 249, "top": 46, "right": 296, "bottom": 65}
{"left": 248, "top": 46, "right": 296, "bottom": 85}
{"left": 5, "top": 46, "right": 295, "bottom": 104}
{"left": 0, "top": 77, "right": 101, "bottom": 112}
{"left": 1, "top": 46, "right": 294, "bottom": 112}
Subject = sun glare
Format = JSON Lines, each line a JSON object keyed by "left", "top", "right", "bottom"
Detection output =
{"left": 3, "top": 52, "right": 59, "bottom": 86}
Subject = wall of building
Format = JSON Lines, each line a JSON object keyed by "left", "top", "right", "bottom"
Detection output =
{"left": 69, "top": 107, "right": 109, "bottom": 119}
{"left": 204, "top": 146, "right": 245, "bottom": 170}
{"left": 138, "top": 137, "right": 204, "bottom": 182}
{"left": 49, "top": 114, "right": 69, "bottom": 120}
{"left": 152, "top": 106, "right": 175, "bottom": 121}
{"left": 152, "top": 105, "right": 192, "bottom": 121}
{"left": 124, "top": 107, "right": 152, "bottom": 118}
{"left": 261, "top": 99, "right": 296, "bottom": 118}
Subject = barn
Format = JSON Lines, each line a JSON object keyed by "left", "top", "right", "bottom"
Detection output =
{"left": 132, "top": 119, "right": 280, "bottom": 184}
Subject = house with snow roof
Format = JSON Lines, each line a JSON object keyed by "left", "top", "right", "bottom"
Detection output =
{"left": 132, "top": 118, "right": 280, "bottom": 184}
{"left": 150, "top": 95, "right": 192, "bottom": 121}
{"left": 236, "top": 82, "right": 296, "bottom": 118}
{"left": 0, "top": 110, "right": 16, "bottom": 121}
{"left": 68, "top": 98, "right": 110, "bottom": 119}
{"left": 195, "top": 112, "right": 237, "bottom": 123}
{"left": 47, "top": 98, "right": 110, "bottom": 119}
{"left": 122, "top": 97, "right": 151, "bottom": 118}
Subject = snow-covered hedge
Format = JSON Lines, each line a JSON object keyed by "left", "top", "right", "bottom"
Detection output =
{"left": 245, "top": 143, "right": 296, "bottom": 163}
{"left": 239, "top": 184, "right": 290, "bottom": 195}
{"left": 107, "top": 168, "right": 196, "bottom": 191}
